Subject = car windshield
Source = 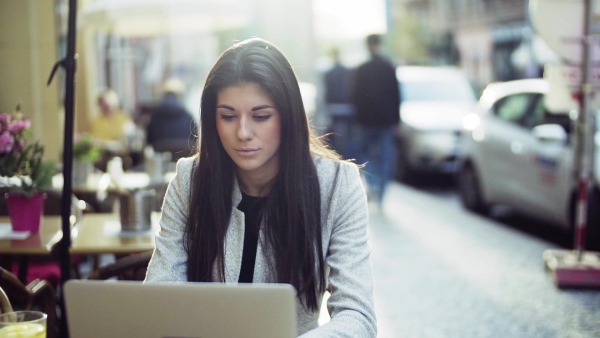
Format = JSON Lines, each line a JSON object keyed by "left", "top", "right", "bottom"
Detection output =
{"left": 401, "top": 80, "right": 475, "bottom": 103}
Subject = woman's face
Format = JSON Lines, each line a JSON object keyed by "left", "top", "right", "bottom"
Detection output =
{"left": 216, "top": 82, "right": 282, "bottom": 181}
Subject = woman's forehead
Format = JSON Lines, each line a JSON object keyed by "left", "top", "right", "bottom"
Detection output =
{"left": 217, "top": 83, "right": 275, "bottom": 104}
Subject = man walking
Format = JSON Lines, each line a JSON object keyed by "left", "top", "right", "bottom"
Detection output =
{"left": 323, "top": 47, "right": 357, "bottom": 159}
{"left": 353, "top": 34, "right": 401, "bottom": 207}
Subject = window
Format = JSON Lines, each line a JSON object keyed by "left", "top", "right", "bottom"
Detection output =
{"left": 493, "top": 93, "right": 533, "bottom": 125}
{"left": 524, "top": 94, "right": 546, "bottom": 129}
{"left": 529, "top": 95, "right": 572, "bottom": 133}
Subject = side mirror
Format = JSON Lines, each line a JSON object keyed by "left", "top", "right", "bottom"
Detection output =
{"left": 532, "top": 124, "right": 568, "bottom": 143}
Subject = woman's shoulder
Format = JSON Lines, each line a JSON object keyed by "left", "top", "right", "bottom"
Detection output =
{"left": 169, "top": 156, "right": 196, "bottom": 183}
{"left": 175, "top": 156, "right": 196, "bottom": 172}
{"left": 313, "top": 155, "right": 360, "bottom": 178}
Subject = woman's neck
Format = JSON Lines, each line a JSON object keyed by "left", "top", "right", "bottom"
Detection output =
{"left": 237, "top": 171, "right": 275, "bottom": 197}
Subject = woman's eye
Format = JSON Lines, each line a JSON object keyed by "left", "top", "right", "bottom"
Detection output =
{"left": 254, "top": 115, "right": 271, "bottom": 121}
{"left": 220, "top": 114, "right": 236, "bottom": 121}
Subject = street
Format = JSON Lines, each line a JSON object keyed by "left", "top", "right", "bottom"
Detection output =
{"left": 370, "top": 178, "right": 600, "bottom": 338}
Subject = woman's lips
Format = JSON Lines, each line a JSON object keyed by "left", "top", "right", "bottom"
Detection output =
{"left": 235, "top": 148, "right": 259, "bottom": 156}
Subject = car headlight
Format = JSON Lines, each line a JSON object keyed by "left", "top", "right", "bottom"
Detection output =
{"left": 462, "top": 113, "right": 480, "bottom": 131}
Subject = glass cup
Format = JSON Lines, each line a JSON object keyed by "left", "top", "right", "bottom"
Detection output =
{"left": 0, "top": 311, "right": 47, "bottom": 338}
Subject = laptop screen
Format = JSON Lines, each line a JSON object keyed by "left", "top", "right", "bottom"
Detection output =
{"left": 63, "top": 280, "right": 297, "bottom": 338}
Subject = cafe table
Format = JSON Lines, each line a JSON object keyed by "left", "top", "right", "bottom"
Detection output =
{"left": 1, "top": 211, "right": 161, "bottom": 280}
{"left": 0, "top": 216, "right": 63, "bottom": 282}
{"left": 70, "top": 212, "right": 160, "bottom": 269}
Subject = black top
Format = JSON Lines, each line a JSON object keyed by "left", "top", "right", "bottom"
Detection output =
{"left": 352, "top": 55, "right": 401, "bottom": 127}
{"left": 236, "top": 191, "right": 268, "bottom": 283}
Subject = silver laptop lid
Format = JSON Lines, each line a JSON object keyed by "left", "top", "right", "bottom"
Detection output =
{"left": 64, "top": 280, "right": 297, "bottom": 338}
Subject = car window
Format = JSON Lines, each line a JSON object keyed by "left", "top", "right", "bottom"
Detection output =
{"left": 492, "top": 93, "right": 534, "bottom": 125}
{"left": 523, "top": 94, "right": 546, "bottom": 129}
{"left": 528, "top": 95, "right": 572, "bottom": 133}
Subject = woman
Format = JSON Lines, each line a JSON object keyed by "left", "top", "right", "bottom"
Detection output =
{"left": 145, "top": 38, "right": 377, "bottom": 337}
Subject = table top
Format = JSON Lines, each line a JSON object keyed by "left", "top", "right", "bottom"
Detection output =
{"left": 0, "top": 212, "right": 161, "bottom": 256}
{"left": 70, "top": 212, "right": 160, "bottom": 255}
{"left": 0, "top": 216, "right": 63, "bottom": 255}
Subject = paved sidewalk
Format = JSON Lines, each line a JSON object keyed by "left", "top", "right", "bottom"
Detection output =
{"left": 368, "top": 182, "right": 600, "bottom": 338}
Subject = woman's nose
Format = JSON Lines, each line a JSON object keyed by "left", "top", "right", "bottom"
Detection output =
{"left": 237, "top": 116, "right": 252, "bottom": 140}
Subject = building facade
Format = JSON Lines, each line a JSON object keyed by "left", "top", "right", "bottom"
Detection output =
{"left": 391, "top": 0, "right": 549, "bottom": 93}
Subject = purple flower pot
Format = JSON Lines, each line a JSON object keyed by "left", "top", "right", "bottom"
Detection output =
{"left": 5, "top": 193, "right": 46, "bottom": 232}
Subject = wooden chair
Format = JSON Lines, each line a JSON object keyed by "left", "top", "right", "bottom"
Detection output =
{"left": 0, "top": 286, "right": 12, "bottom": 314}
{"left": 0, "top": 267, "right": 58, "bottom": 338}
{"left": 87, "top": 251, "right": 152, "bottom": 281}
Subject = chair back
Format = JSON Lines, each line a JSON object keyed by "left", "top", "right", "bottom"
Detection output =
{"left": 87, "top": 251, "right": 152, "bottom": 281}
{"left": 0, "top": 287, "right": 13, "bottom": 314}
{"left": 0, "top": 267, "right": 57, "bottom": 337}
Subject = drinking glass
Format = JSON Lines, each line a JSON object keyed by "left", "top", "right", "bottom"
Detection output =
{"left": 0, "top": 311, "right": 46, "bottom": 338}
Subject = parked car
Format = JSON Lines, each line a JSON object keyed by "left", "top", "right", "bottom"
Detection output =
{"left": 457, "top": 78, "right": 600, "bottom": 250}
{"left": 395, "top": 66, "right": 477, "bottom": 182}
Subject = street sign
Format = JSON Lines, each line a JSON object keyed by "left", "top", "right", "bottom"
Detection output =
{"left": 560, "top": 64, "right": 600, "bottom": 88}
{"left": 529, "top": 0, "right": 600, "bottom": 64}
{"left": 543, "top": 63, "right": 580, "bottom": 111}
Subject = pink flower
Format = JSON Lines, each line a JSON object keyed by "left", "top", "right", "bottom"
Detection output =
{"left": 0, "top": 131, "right": 15, "bottom": 153}
{"left": 0, "top": 113, "right": 10, "bottom": 126}
{"left": 7, "top": 119, "right": 31, "bottom": 133}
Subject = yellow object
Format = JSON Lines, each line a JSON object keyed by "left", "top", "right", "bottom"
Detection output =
{"left": 89, "top": 110, "right": 131, "bottom": 142}
{"left": 0, "top": 323, "right": 45, "bottom": 338}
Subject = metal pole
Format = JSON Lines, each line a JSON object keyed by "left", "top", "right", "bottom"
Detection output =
{"left": 60, "top": 0, "right": 77, "bottom": 286}
{"left": 60, "top": 0, "right": 78, "bottom": 336}
{"left": 574, "top": 0, "right": 594, "bottom": 256}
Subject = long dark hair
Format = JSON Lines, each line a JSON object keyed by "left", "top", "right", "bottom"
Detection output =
{"left": 185, "top": 38, "right": 338, "bottom": 311}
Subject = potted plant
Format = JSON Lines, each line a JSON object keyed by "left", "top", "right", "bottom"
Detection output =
{"left": 72, "top": 134, "right": 102, "bottom": 185}
{"left": 0, "top": 106, "right": 57, "bottom": 232}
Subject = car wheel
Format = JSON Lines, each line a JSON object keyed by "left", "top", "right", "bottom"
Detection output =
{"left": 458, "top": 163, "right": 489, "bottom": 215}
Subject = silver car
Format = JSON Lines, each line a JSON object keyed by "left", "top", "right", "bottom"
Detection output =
{"left": 456, "top": 78, "right": 600, "bottom": 250}
{"left": 395, "top": 66, "right": 477, "bottom": 183}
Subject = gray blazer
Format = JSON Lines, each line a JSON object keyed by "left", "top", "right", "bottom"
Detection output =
{"left": 145, "top": 156, "right": 377, "bottom": 337}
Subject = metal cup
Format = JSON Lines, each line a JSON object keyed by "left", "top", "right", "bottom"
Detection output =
{"left": 119, "top": 189, "right": 156, "bottom": 231}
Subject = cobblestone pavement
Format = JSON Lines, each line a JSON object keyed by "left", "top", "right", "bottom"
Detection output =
{"left": 369, "top": 182, "right": 600, "bottom": 338}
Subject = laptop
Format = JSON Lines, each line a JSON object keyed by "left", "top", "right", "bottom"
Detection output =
{"left": 63, "top": 280, "right": 297, "bottom": 338}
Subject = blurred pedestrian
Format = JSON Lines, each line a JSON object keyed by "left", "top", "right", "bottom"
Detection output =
{"left": 323, "top": 47, "right": 357, "bottom": 159}
{"left": 90, "top": 89, "right": 134, "bottom": 146}
{"left": 352, "top": 34, "right": 401, "bottom": 207}
{"left": 146, "top": 77, "right": 197, "bottom": 161}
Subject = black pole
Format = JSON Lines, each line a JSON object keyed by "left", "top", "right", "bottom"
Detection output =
{"left": 59, "top": 0, "right": 77, "bottom": 286}
{"left": 58, "top": 0, "right": 78, "bottom": 336}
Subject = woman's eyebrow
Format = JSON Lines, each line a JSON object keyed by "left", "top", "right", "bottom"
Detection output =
{"left": 252, "top": 104, "right": 274, "bottom": 111}
{"left": 216, "top": 104, "right": 235, "bottom": 110}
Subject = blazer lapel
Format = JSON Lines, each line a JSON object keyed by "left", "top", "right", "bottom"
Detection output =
{"left": 253, "top": 226, "right": 271, "bottom": 283}
{"left": 223, "top": 209, "right": 244, "bottom": 282}
{"left": 222, "top": 180, "right": 244, "bottom": 283}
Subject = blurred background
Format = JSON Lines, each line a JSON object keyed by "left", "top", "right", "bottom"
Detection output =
{"left": 2, "top": 1, "right": 600, "bottom": 337}
{"left": 0, "top": 0, "right": 558, "bottom": 163}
